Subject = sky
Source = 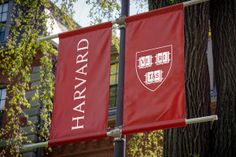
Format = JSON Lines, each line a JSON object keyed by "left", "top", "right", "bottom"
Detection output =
{"left": 74, "top": 1, "right": 91, "bottom": 27}
{"left": 73, "top": 1, "right": 148, "bottom": 27}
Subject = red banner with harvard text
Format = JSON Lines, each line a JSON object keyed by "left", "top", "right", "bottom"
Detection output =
{"left": 123, "top": 4, "right": 186, "bottom": 135}
{"left": 49, "top": 22, "right": 112, "bottom": 146}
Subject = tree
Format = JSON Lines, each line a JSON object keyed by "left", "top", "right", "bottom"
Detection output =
{"left": 148, "top": 1, "right": 211, "bottom": 156}
{"left": 209, "top": 0, "right": 236, "bottom": 156}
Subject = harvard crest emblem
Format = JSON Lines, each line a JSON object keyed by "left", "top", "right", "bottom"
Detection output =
{"left": 135, "top": 45, "right": 173, "bottom": 92}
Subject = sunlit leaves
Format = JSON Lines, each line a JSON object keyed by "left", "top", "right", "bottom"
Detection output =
{"left": 86, "top": 0, "right": 121, "bottom": 25}
{"left": 37, "top": 41, "right": 56, "bottom": 142}
{"left": 128, "top": 130, "right": 163, "bottom": 157}
{"left": 0, "top": 0, "right": 59, "bottom": 156}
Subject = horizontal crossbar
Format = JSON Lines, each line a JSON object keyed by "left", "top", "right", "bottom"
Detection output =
{"left": 21, "top": 114, "right": 217, "bottom": 151}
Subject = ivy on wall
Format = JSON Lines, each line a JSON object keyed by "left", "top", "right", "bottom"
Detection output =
{"left": 128, "top": 130, "right": 163, "bottom": 157}
{"left": 0, "top": 0, "right": 75, "bottom": 156}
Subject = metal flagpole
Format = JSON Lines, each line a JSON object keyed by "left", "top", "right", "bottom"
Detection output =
{"left": 114, "top": 0, "right": 129, "bottom": 156}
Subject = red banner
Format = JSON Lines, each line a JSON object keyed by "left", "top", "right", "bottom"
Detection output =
{"left": 123, "top": 4, "right": 186, "bottom": 134}
{"left": 49, "top": 22, "right": 112, "bottom": 146}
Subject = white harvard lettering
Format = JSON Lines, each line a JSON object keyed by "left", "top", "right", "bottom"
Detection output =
{"left": 71, "top": 117, "right": 85, "bottom": 130}
{"left": 71, "top": 39, "right": 89, "bottom": 130}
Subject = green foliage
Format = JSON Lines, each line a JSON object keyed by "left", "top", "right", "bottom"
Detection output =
{"left": 112, "top": 34, "right": 120, "bottom": 52}
{"left": 127, "top": 130, "right": 163, "bottom": 157}
{"left": 86, "top": 0, "right": 121, "bottom": 25}
{"left": 0, "top": 0, "right": 62, "bottom": 156}
{"left": 38, "top": 41, "right": 57, "bottom": 142}
{"left": 49, "top": 0, "right": 78, "bottom": 29}
{"left": 52, "top": 0, "right": 77, "bottom": 17}
{"left": 85, "top": 0, "right": 149, "bottom": 25}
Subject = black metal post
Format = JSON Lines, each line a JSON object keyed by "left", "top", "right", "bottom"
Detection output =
{"left": 114, "top": 0, "right": 129, "bottom": 157}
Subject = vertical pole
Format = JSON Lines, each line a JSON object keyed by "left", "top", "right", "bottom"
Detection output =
{"left": 114, "top": 0, "right": 129, "bottom": 157}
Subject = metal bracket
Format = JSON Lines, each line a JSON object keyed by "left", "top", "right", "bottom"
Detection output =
{"left": 114, "top": 136, "right": 126, "bottom": 142}
{"left": 107, "top": 127, "right": 122, "bottom": 138}
{"left": 113, "top": 16, "right": 126, "bottom": 29}
{"left": 119, "top": 25, "right": 126, "bottom": 29}
{"left": 112, "top": 16, "right": 126, "bottom": 25}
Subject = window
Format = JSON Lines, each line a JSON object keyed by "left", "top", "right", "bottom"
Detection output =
{"left": 0, "top": 25, "right": 6, "bottom": 41}
{"left": 0, "top": 2, "right": 8, "bottom": 42}
{"left": 110, "top": 62, "right": 118, "bottom": 85}
{"left": 0, "top": 88, "right": 6, "bottom": 127}
{"left": 109, "top": 85, "right": 117, "bottom": 108}
{"left": 0, "top": 3, "right": 8, "bottom": 22}
{"left": 0, "top": 88, "right": 6, "bottom": 110}
{"left": 109, "top": 62, "right": 119, "bottom": 108}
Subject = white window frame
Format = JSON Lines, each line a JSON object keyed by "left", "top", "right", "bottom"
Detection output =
{"left": 0, "top": 2, "right": 9, "bottom": 42}
{"left": 0, "top": 88, "right": 6, "bottom": 110}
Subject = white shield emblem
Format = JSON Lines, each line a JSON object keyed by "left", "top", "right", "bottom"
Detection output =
{"left": 135, "top": 45, "right": 173, "bottom": 92}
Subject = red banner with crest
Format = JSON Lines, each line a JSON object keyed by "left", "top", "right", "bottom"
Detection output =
{"left": 123, "top": 4, "right": 186, "bottom": 134}
{"left": 49, "top": 22, "right": 112, "bottom": 146}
